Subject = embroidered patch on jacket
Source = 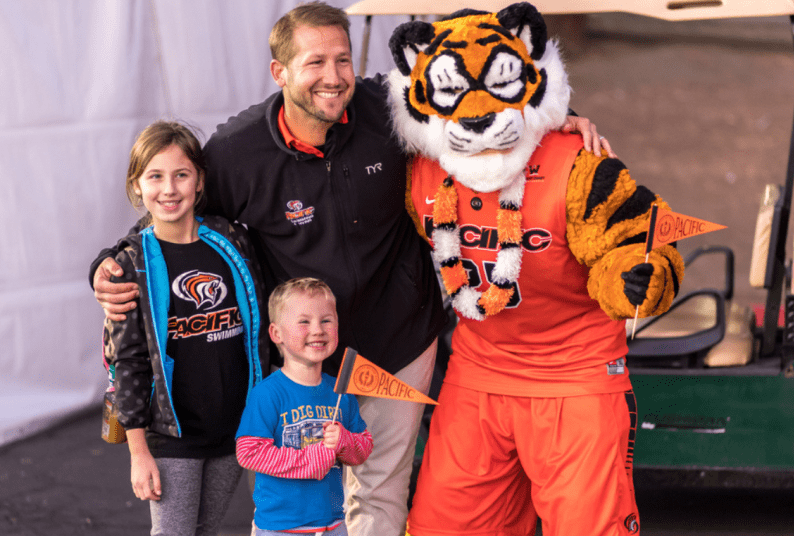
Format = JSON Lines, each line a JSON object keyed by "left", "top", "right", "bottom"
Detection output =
{"left": 284, "top": 200, "right": 316, "bottom": 226}
{"left": 607, "top": 358, "right": 626, "bottom": 375}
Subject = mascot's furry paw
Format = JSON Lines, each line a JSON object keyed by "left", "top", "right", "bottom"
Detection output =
{"left": 621, "top": 263, "right": 653, "bottom": 306}
{"left": 588, "top": 243, "right": 684, "bottom": 320}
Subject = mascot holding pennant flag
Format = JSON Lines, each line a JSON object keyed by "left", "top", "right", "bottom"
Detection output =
{"left": 628, "top": 204, "right": 726, "bottom": 336}
{"left": 385, "top": 2, "right": 688, "bottom": 535}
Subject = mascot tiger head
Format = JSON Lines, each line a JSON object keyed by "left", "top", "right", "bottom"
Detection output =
{"left": 388, "top": 2, "right": 570, "bottom": 193}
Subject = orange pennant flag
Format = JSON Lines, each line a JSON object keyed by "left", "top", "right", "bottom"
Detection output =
{"left": 334, "top": 347, "right": 438, "bottom": 405}
{"left": 648, "top": 206, "right": 726, "bottom": 251}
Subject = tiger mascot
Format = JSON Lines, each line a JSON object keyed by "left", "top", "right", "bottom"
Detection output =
{"left": 388, "top": 3, "right": 683, "bottom": 536}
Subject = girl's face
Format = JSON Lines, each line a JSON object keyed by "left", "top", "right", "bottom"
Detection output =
{"left": 134, "top": 144, "right": 202, "bottom": 241}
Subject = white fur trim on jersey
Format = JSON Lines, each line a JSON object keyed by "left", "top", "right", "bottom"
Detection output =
{"left": 490, "top": 247, "right": 523, "bottom": 284}
{"left": 431, "top": 227, "right": 461, "bottom": 265}
{"left": 451, "top": 286, "right": 486, "bottom": 321}
{"left": 499, "top": 174, "right": 526, "bottom": 208}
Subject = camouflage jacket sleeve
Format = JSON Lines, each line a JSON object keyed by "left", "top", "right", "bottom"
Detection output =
{"left": 566, "top": 150, "right": 685, "bottom": 320}
{"left": 102, "top": 248, "right": 153, "bottom": 430}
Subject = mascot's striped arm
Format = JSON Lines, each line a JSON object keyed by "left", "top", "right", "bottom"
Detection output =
{"left": 566, "top": 149, "right": 685, "bottom": 320}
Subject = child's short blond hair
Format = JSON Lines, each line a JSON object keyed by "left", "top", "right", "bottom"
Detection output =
{"left": 268, "top": 277, "right": 337, "bottom": 325}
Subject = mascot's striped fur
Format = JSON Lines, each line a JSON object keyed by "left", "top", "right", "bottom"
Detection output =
{"left": 388, "top": 2, "right": 684, "bottom": 321}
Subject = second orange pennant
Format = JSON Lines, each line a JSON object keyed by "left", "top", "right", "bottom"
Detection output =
{"left": 650, "top": 207, "right": 726, "bottom": 250}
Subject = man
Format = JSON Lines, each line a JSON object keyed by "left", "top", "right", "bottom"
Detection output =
{"left": 91, "top": 3, "right": 611, "bottom": 534}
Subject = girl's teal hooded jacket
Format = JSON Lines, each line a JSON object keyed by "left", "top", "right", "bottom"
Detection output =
{"left": 103, "top": 215, "right": 268, "bottom": 438}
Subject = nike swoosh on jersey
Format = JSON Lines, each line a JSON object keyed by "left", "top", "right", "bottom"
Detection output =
{"left": 426, "top": 197, "right": 435, "bottom": 204}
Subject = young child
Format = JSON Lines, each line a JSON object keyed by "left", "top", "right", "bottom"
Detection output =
{"left": 236, "top": 278, "right": 373, "bottom": 535}
{"left": 103, "top": 120, "right": 267, "bottom": 535}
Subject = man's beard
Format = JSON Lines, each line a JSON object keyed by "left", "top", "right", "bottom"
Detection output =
{"left": 287, "top": 84, "right": 352, "bottom": 125}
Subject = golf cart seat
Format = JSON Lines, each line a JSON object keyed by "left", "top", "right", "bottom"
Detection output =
{"left": 627, "top": 245, "right": 756, "bottom": 368}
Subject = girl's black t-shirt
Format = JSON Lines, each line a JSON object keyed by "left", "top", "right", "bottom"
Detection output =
{"left": 146, "top": 239, "right": 249, "bottom": 458}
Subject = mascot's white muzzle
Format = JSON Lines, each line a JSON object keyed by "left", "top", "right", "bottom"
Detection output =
{"left": 439, "top": 107, "right": 537, "bottom": 193}
{"left": 445, "top": 108, "right": 524, "bottom": 155}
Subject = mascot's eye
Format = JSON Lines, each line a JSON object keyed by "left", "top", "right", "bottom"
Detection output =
{"left": 426, "top": 53, "right": 471, "bottom": 111}
{"left": 483, "top": 51, "right": 526, "bottom": 101}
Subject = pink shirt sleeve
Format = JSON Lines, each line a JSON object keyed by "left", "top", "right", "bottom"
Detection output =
{"left": 335, "top": 428, "right": 373, "bottom": 466}
{"left": 236, "top": 436, "right": 336, "bottom": 480}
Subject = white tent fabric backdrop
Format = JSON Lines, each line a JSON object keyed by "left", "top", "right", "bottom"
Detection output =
{"left": 0, "top": 0, "right": 409, "bottom": 447}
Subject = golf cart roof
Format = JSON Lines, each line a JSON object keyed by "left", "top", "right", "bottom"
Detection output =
{"left": 345, "top": 0, "right": 794, "bottom": 21}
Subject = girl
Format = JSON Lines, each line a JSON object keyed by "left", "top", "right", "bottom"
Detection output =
{"left": 103, "top": 120, "right": 267, "bottom": 536}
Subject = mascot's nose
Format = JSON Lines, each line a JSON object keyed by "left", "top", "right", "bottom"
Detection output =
{"left": 459, "top": 113, "right": 496, "bottom": 134}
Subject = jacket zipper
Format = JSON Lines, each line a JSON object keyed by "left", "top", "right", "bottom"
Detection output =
{"left": 342, "top": 164, "right": 358, "bottom": 224}
{"left": 325, "top": 158, "right": 362, "bottom": 350}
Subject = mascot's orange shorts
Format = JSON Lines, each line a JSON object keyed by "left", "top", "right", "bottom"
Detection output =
{"left": 408, "top": 382, "right": 640, "bottom": 536}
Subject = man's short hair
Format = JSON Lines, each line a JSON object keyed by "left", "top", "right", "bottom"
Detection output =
{"left": 268, "top": 277, "right": 337, "bottom": 325}
{"left": 269, "top": 1, "right": 351, "bottom": 66}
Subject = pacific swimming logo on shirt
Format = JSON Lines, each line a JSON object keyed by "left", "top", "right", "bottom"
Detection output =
{"left": 169, "top": 269, "right": 244, "bottom": 342}
{"left": 172, "top": 269, "right": 227, "bottom": 310}
{"left": 284, "top": 199, "right": 316, "bottom": 226}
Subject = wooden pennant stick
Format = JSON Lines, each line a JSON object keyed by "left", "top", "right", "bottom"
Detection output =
{"left": 631, "top": 204, "right": 658, "bottom": 339}
{"left": 630, "top": 250, "right": 651, "bottom": 340}
{"left": 331, "top": 393, "right": 342, "bottom": 426}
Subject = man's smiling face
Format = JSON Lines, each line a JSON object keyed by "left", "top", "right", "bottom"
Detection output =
{"left": 276, "top": 24, "right": 355, "bottom": 128}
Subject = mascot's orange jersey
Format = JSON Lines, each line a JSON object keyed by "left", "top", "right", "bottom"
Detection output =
{"left": 410, "top": 132, "right": 631, "bottom": 397}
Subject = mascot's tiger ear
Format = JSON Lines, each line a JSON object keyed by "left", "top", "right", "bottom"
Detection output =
{"left": 496, "top": 2, "right": 548, "bottom": 61}
{"left": 389, "top": 2, "right": 548, "bottom": 77}
{"left": 388, "top": 20, "right": 436, "bottom": 76}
